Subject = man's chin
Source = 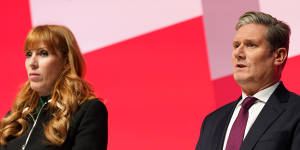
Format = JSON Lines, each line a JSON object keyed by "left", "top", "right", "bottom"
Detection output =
{"left": 233, "top": 75, "right": 250, "bottom": 85}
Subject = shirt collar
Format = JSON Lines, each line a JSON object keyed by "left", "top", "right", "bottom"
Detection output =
{"left": 239, "top": 82, "right": 281, "bottom": 105}
{"left": 22, "top": 98, "right": 63, "bottom": 114}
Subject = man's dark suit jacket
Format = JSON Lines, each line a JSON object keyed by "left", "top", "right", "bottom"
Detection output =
{"left": 196, "top": 83, "right": 300, "bottom": 150}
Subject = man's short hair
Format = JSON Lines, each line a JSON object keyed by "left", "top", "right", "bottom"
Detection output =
{"left": 236, "top": 11, "right": 291, "bottom": 53}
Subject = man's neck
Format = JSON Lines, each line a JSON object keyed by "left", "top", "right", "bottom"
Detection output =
{"left": 241, "top": 80, "right": 280, "bottom": 96}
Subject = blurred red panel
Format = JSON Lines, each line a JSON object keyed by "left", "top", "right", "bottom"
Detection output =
{"left": 212, "top": 75, "right": 241, "bottom": 108}
{"left": 84, "top": 16, "right": 216, "bottom": 150}
{"left": 282, "top": 55, "right": 300, "bottom": 94}
{"left": 0, "top": 0, "right": 32, "bottom": 118}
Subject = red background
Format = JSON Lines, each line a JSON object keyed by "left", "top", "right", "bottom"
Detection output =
{"left": 1, "top": 1, "right": 300, "bottom": 150}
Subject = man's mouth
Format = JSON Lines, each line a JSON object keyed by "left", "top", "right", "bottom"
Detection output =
{"left": 236, "top": 64, "right": 247, "bottom": 68}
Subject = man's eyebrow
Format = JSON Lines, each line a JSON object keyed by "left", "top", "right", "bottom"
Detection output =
{"left": 243, "top": 39, "right": 255, "bottom": 42}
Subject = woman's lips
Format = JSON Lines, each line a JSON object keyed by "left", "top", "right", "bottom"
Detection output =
{"left": 29, "top": 73, "right": 40, "bottom": 80}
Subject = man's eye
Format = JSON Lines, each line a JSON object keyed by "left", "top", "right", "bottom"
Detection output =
{"left": 233, "top": 44, "right": 239, "bottom": 49}
{"left": 25, "top": 52, "right": 32, "bottom": 58}
{"left": 40, "top": 50, "right": 49, "bottom": 56}
{"left": 247, "top": 43, "right": 256, "bottom": 47}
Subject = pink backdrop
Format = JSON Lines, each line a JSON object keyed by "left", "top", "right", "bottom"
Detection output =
{"left": 1, "top": 0, "right": 300, "bottom": 149}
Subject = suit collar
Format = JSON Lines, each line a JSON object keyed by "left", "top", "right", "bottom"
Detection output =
{"left": 240, "top": 82, "right": 288, "bottom": 150}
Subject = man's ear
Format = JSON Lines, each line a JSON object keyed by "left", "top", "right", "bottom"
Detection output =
{"left": 274, "top": 48, "right": 288, "bottom": 66}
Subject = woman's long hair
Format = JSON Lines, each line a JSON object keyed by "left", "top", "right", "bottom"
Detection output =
{"left": 0, "top": 25, "right": 96, "bottom": 146}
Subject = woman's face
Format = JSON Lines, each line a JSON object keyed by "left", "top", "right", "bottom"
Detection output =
{"left": 25, "top": 42, "right": 64, "bottom": 96}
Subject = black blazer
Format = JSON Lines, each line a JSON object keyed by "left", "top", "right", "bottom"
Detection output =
{"left": 196, "top": 83, "right": 300, "bottom": 150}
{"left": 1, "top": 99, "right": 108, "bottom": 150}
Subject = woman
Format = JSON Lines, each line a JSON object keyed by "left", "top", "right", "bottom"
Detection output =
{"left": 0, "top": 25, "right": 108, "bottom": 150}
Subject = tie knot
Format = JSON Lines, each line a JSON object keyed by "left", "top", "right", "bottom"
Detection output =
{"left": 242, "top": 97, "right": 257, "bottom": 110}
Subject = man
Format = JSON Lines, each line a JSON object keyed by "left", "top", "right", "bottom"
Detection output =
{"left": 196, "top": 11, "right": 300, "bottom": 150}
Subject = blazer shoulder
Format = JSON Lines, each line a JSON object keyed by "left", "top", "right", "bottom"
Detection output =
{"left": 68, "top": 99, "right": 108, "bottom": 149}
{"left": 70, "top": 99, "right": 107, "bottom": 125}
{"left": 77, "top": 99, "right": 108, "bottom": 117}
{"left": 81, "top": 99, "right": 107, "bottom": 110}
{"left": 205, "top": 100, "right": 237, "bottom": 120}
{"left": 289, "top": 91, "right": 300, "bottom": 100}
{"left": 285, "top": 91, "right": 300, "bottom": 107}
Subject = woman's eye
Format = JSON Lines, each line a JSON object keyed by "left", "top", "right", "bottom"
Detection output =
{"left": 25, "top": 52, "right": 32, "bottom": 58}
{"left": 40, "top": 50, "right": 49, "bottom": 56}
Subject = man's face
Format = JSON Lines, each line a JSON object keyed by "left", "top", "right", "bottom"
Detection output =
{"left": 232, "top": 23, "right": 277, "bottom": 94}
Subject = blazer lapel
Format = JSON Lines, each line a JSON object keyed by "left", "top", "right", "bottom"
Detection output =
{"left": 216, "top": 97, "right": 242, "bottom": 150}
{"left": 240, "top": 83, "right": 288, "bottom": 150}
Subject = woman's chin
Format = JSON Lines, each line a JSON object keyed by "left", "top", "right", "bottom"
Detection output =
{"left": 30, "top": 85, "right": 50, "bottom": 96}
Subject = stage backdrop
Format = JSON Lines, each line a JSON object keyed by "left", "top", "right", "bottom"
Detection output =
{"left": 1, "top": 0, "right": 300, "bottom": 149}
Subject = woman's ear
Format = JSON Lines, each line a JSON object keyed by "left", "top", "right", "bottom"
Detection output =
{"left": 274, "top": 48, "right": 288, "bottom": 66}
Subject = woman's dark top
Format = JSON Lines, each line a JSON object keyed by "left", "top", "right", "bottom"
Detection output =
{"left": 0, "top": 99, "right": 108, "bottom": 150}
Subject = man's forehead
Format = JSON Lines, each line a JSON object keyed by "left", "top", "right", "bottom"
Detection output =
{"left": 235, "top": 24, "right": 267, "bottom": 35}
{"left": 233, "top": 24, "right": 267, "bottom": 41}
{"left": 233, "top": 38, "right": 262, "bottom": 43}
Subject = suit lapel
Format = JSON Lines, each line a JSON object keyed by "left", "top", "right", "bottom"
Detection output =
{"left": 240, "top": 83, "right": 288, "bottom": 150}
{"left": 216, "top": 97, "right": 242, "bottom": 150}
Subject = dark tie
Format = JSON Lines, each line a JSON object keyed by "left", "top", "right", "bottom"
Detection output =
{"left": 225, "top": 97, "right": 257, "bottom": 150}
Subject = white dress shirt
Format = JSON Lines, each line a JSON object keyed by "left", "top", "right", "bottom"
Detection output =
{"left": 222, "top": 82, "right": 280, "bottom": 150}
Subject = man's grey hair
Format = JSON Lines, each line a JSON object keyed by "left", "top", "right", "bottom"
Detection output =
{"left": 236, "top": 11, "right": 291, "bottom": 53}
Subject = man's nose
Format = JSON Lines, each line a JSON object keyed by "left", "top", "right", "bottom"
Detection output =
{"left": 233, "top": 45, "right": 246, "bottom": 60}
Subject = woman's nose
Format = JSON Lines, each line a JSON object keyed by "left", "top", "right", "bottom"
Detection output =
{"left": 29, "top": 54, "right": 38, "bottom": 69}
